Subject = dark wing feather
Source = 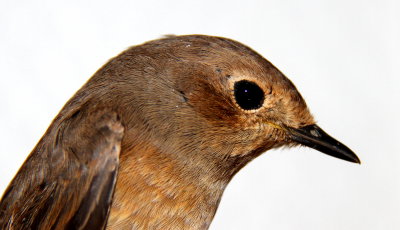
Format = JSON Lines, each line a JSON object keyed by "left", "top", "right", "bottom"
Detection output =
{"left": 0, "top": 110, "right": 124, "bottom": 230}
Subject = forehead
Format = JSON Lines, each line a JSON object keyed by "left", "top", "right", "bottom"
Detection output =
{"left": 141, "top": 35, "right": 301, "bottom": 96}
{"left": 144, "top": 35, "right": 267, "bottom": 67}
{"left": 153, "top": 36, "right": 283, "bottom": 78}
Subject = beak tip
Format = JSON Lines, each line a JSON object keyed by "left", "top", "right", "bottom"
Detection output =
{"left": 341, "top": 148, "right": 361, "bottom": 164}
{"left": 353, "top": 156, "right": 361, "bottom": 165}
{"left": 347, "top": 156, "right": 361, "bottom": 164}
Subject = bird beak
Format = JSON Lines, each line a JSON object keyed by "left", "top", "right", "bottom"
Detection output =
{"left": 286, "top": 124, "right": 360, "bottom": 164}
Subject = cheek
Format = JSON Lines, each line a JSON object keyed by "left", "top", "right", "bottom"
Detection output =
{"left": 188, "top": 81, "right": 240, "bottom": 127}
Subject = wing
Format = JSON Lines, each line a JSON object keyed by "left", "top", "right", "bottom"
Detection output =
{"left": 0, "top": 110, "right": 124, "bottom": 230}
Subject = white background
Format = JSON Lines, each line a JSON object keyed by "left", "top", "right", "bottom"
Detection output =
{"left": 0, "top": 0, "right": 399, "bottom": 229}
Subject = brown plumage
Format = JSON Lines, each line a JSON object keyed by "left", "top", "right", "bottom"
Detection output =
{"left": 0, "top": 35, "right": 360, "bottom": 229}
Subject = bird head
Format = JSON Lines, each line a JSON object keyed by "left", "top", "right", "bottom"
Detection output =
{"left": 92, "top": 35, "right": 359, "bottom": 179}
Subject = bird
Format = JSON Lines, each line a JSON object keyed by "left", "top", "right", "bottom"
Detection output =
{"left": 0, "top": 35, "right": 360, "bottom": 230}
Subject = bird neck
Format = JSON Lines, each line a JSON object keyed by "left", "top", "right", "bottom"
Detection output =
{"left": 107, "top": 133, "right": 239, "bottom": 229}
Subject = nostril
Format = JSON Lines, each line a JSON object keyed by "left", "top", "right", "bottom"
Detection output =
{"left": 310, "top": 129, "right": 320, "bottom": 137}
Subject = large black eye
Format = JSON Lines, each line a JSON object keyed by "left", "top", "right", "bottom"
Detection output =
{"left": 234, "top": 80, "right": 265, "bottom": 110}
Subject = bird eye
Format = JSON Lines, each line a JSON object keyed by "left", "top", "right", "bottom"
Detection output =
{"left": 233, "top": 80, "right": 265, "bottom": 110}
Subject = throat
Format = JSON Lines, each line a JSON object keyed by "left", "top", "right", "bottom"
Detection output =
{"left": 106, "top": 143, "right": 231, "bottom": 229}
